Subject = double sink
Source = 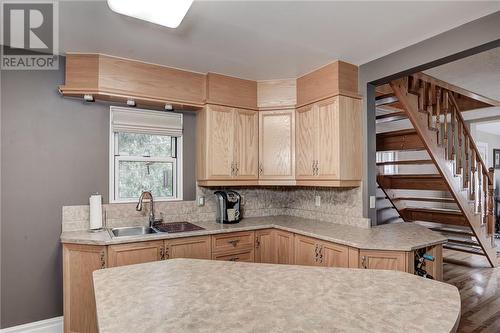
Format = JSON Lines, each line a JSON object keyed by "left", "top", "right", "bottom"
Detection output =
{"left": 109, "top": 222, "right": 205, "bottom": 238}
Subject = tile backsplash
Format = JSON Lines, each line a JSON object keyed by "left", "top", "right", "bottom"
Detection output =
{"left": 62, "top": 186, "right": 370, "bottom": 232}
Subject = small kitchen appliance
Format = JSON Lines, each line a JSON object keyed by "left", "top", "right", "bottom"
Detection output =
{"left": 214, "top": 190, "right": 242, "bottom": 223}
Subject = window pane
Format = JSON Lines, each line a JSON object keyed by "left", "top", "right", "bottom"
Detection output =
{"left": 117, "top": 161, "right": 174, "bottom": 199}
{"left": 118, "top": 132, "right": 172, "bottom": 157}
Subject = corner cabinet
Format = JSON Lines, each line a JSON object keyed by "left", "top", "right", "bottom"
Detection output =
{"left": 296, "top": 95, "right": 362, "bottom": 187}
{"left": 197, "top": 105, "right": 259, "bottom": 185}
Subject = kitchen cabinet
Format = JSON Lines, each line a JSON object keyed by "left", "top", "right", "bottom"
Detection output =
{"left": 197, "top": 105, "right": 259, "bottom": 185}
{"left": 294, "top": 234, "right": 349, "bottom": 268}
{"left": 108, "top": 241, "right": 164, "bottom": 267}
{"left": 255, "top": 229, "right": 275, "bottom": 263}
{"left": 274, "top": 230, "right": 294, "bottom": 264}
{"left": 63, "top": 244, "right": 106, "bottom": 333}
{"left": 165, "top": 236, "right": 211, "bottom": 260}
{"left": 295, "top": 95, "right": 362, "bottom": 187}
{"left": 212, "top": 248, "right": 255, "bottom": 262}
{"left": 212, "top": 231, "right": 255, "bottom": 253}
{"left": 359, "top": 250, "right": 408, "bottom": 272}
{"left": 258, "top": 109, "right": 295, "bottom": 183}
{"left": 234, "top": 108, "right": 259, "bottom": 180}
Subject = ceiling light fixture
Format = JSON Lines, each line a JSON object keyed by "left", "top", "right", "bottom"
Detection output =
{"left": 107, "top": 0, "right": 193, "bottom": 29}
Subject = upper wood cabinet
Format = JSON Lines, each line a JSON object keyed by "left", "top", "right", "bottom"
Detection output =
{"left": 197, "top": 105, "right": 259, "bottom": 185}
{"left": 295, "top": 95, "right": 361, "bottom": 186}
{"left": 206, "top": 73, "right": 258, "bottom": 110}
{"left": 258, "top": 109, "right": 295, "bottom": 183}
{"left": 59, "top": 53, "right": 206, "bottom": 110}
{"left": 107, "top": 241, "right": 164, "bottom": 267}
{"left": 257, "top": 79, "right": 296, "bottom": 109}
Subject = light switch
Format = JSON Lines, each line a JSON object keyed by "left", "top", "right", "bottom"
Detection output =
{"left": 370, "top": 196, "right": 376, "bottom": 209}
{"left": 315, "top": 195, "right": 321, "bottom": 207}
{"left": 197, "top": 196, "right": 205, "bottom": 207}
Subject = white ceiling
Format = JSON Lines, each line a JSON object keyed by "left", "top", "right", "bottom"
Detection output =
{"left": 476, "top": 121, "right": 500, "bottom": 136}
{"left": 425, "top": 47, "right": 500, "bottom": 102}
{"left": 58, "top": 1, "right": 500, "bottom": 80}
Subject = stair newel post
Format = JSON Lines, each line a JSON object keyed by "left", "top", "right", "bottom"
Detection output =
{"left": 443, "top": 91, "right": 449, "bottom": 158}
{"left": 487, "top": 168, "right": 495, "bottom": 238}
{"left": 470, "top": 149, "right": 476, "bottom": 201}
{"left": 464, "top": 136, "right": 469, "bottom": 189}
{"left": 450, "top": 103, "right": 456, "bottom": 161}
{"left": 435, "top": 88, "right": 441, "bottom": 144}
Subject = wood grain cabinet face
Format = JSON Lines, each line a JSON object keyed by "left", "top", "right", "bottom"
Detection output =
{"left": 107, "top": 241, "right": 164, "bottom": 267}
{"left": 165, "top": 236, "right": 211, "bottom": 260}
{"left": 63, "top": 244, "right": 106, "bottom": 333}
{"left": 316, "top": 98, "right": 339, "bottom": 179}
{"left": 359, "top": 250, "right": 407, "bottom": 272}
{"left": 212, "top": 248, "right": 255, "bottom": 262}
{"left": 212, "top": 231, "right": 255, "bottom": 253}
{"left": 206, "top": 105, "right": 235, "bottom": 180}
{"left": 294, "top": 234, "right": 348, "bottom": 268}
{"left": 274, "top": 230, "right": 294, "bottom": 264}
{"left": 259, "top": 110, "right": 295, "bottom": 180}
{"left": 294, "top": 234, "right": 321, "bottom": 266}
{"left": 321, "top": 242, "right": 349, "bottom": 268}
{"left": 254, "top": 229, "right": 275, "bottom": 263}
{"left": 234, "top": 108, "right": 259, "bottom": 179}
{"left": 296, "top": 104, "right": 317, "bottom": 179}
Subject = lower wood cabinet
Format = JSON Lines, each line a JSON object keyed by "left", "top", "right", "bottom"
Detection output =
{"left": 212, "top": 248, "right": 255, "bottom": 262}
{"left": 108, "top": 240, "right": 164, "bottom": 267}
{"left": 359, "top": 250, "right": 408, "bottom": 272}
{"left": 63, "top": 244, "right": 106, "bottom": 333}
{"left": 255, "top": 229, "right": 275, "bottom": 263}
{"left": 274, "top": 230, "right": 294, "bottom": 264}
{"left": 165, "top": 236, "right": 211, "bottom": 260}
{"left": 294, "top": 234, "right": 349, "bottom": 268}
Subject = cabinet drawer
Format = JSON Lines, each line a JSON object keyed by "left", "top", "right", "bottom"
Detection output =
{"left": 212, "top": 248, "right": 254, "bottom": 262}
{"left": 212, "top": 231, "right": 255, "bottom": 253}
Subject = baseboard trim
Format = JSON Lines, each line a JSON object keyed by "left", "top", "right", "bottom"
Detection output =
{"left": 1, "top": 317, "right": 63, "bottom": 333}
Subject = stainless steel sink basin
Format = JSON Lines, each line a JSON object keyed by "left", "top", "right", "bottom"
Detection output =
{"left": 108, "top": 226, "right": 159, "bottom": 238}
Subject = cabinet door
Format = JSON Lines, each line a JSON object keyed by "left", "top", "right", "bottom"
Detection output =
{"left": 212, "top": 231, "right": 255, "bottom": 253}
{"left": 320, "top": 241, "right": 349, "bottom": 268}
{"left": 63, "top": 244, "right": 106, "bottom": 333}
{"left": 296, "top": 104, "right": 317, "bottom": 179}
{"left": 234, "top": 108, "right": 259, "bottom": 179}
{"left": 255, "top": 229, "right": 275, "bottom": 263}
{"left": 165, "top": 236, "right": 211, "bottom": 260}
{"left": 275, "top": 230, "right": 294, "bottom": 264}
{"left": 259, "top": 110, "right": 295, "bottom": 180}
{"left": 359, "top": 250, "right": 407, "bottom": 272}
{"left": 316, "top": 97, "right": 339, "bottom": 179}
{"left": 294, "top": 234, "right": 320, "bottom": 266}
{"left": 107, "top": 241, "right": 164, "bottom": 267}
{"left": 206, "top": 105, "right": 235, "bottom": 179}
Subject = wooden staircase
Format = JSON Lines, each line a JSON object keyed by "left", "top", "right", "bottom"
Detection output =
{"left": 375, "top": 74, "right": 498, "bottom": 267}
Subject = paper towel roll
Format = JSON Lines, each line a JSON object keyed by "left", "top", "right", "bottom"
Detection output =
{"left": 89, "top": 194, "right": 103, "bottom": 230}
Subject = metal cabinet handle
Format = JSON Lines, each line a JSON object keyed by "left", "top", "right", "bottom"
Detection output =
{"left": 315, "top": 160, "right": 319, "bottom": 175}
{"left": 255, "top": 236, "right": 260, "bottom": 248}
{"left": 228, "top": 239, "right": 240, "bottom": 247}
{"left": 231, "top": 162, "right": 235, "bottom": 176}
{"left": 314, "top": 244, "right": 319, "bottom": 262}
{"left": 229, "top": 257, "right": 239, "bottom": 261}
{"left": 235, "top": 162, "right": 239, "bottom": 175}
{"left": 318, "top": 245, "right": 323, "bottom": 264}
{"left": 99, "top": 250, "right": 106, "bottom": 269}
{"left": 259, "top": 163, "right": 263, "bottom": 175}
{"left": 361, "top": 256, "right": 367, "bottom": 269}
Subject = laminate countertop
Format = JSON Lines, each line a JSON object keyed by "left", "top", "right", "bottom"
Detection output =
{"left": 60, "top": 215, "right": 447, "bottom": 251}
{"left": 93, "top": 259, "right": 460, "bottom": 333}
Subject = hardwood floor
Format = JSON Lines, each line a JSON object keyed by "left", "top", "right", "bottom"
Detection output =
{"left": 443, "top": 249, "right": 500, "bottom": 333}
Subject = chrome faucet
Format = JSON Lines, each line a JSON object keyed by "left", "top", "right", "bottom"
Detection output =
{"left": 136, "top": 191, "right": 162, "bottom": 228}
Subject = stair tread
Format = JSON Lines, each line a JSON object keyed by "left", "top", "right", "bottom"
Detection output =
{"left": 447, "top": 237, "right": 480, "bottom": 247}
{"left": 444, "top": 243, "right": 485, "bottom": 256}
{"left": 377, "top": 129, "right": 417, "bottom": 137}
{"left": 379, "top": 174, "right": 442, "bottom": 178}
{"left": 393, "top": 196, "right": 455, "bottom": 203}
{"left": 426, "top": 225, "right": 474, "bottom": 236}
{"left": 377, "top": 159, "right": 433, "bottom": 166}
{"left": 402, "top": 207, "right": 462, "bottom": 214}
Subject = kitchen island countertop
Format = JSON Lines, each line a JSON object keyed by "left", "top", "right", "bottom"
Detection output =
{"left": 93, "top": 258, "right": 460, "bottom": 333}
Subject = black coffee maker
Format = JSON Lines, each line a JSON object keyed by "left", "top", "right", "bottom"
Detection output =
{"left": 214, "top": 190, "right": 241, "bottom": 224}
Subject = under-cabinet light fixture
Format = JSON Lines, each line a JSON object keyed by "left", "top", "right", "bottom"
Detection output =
{"left": 164, "top": 104, "right": 174, "bottom": 111}
{"left": 107, "top": 0, "right": 193, "bottom": 29}
{"left": 83, "top": 94, "right": 94, "bottom": 102}
{"left": 126, "top": 99, "right": 136, "bottom": 107}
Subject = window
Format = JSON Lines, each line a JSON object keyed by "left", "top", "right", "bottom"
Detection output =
{"left": 109, "top": 107, "right": 183, "bottom": 202}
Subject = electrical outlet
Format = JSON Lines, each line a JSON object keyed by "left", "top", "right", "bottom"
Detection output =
{"left": 240, "top": 195, "right": 245, "bottom": 206}
{"left": 197, "top": 196, "right": 205, "bottom": 207}
{"left": 370, "top": 196, "right": 376, "bottom": 209}
{"left": 315, "top": 195, "right": 321, "bottom": 207}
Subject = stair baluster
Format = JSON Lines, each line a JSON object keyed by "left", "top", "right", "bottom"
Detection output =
{"left": 443, "top": 90, "right": 449, "bottom": 158}
{"left": 436, "top": 88, "right": 441, "bottom": 144}
{"left": 487, "top": 168, "right": 495, "bottom": 239}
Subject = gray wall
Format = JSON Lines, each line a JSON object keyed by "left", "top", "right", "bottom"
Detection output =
{"left": 0, "top": 57, "right": 196, "bottom": 328}
{"left": 359, "top": 11, "right": 500, "bottom": 224}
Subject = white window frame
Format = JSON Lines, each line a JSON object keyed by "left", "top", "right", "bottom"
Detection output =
{"left": 109, "top": 107, "right": 183, "bottom": 203}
